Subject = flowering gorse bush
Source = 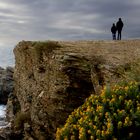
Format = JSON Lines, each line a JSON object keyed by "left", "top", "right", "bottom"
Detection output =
{"left": 56, "top": 81, "right": 140, "bottom": 140}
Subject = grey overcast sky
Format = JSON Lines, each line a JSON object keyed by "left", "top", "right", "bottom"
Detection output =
{"left": 0, "top": 0, "right": 140, "bottom": 48}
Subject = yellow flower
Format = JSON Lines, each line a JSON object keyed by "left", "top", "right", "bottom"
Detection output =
{"left": 90, "top": 136, "right": 94, "bottom": 140}
{"left": 88, "top": 130, "right": 91, "bottom": 134}
{"left": 119, "top": 96, "right": 123, "bottom": 100}
{"left": 96, "top": 130, "right": 101, "bottom": 135}
{"left": 119, "top": 110, "right": 126, "bottom": 116}
{"left": 112, "top": 94, "right": 115, "bottom": 98}
{"left": 73, "top": 125, "right": 77, "bottom": 129}
{"left": 102, "top": 125, "right": 106, "bottom": 130}
{"left": 105, "top": 112, "right": 109, "bottom": 116}
{"left": 102, "top": 98, "right": 106, "bottom": 103}
{"left": 137, "top": 95, "right": 140, "bottom": 99}
{"left": 96, "top": 105, "right": 103, "bottom": 112}
{"left": 107, "top": 118, "right": 111, "bottom": 122}
{"left": 107, "top": 122, "right": 111, "bottom": 129}
{"left": 93, "top": 125, "right": 97, "bottom": 130}
{"left": 117, "top": 109, "right": 120, "bottom": 112}
{"left": 101, "top": 87, "right": 106, "bottom": 97}
{"left": 78, "top": 118, "right": 83, "bottom": 124}
{"left": 130, "top": 109, "right": 133, "bottom": 113}
{"left": 125, "top": 116, "right": 129, "bottom": 121}
{"left": 107, "top": 99, "right": 110, "bottom": 102}
{"left": 129, "top": 99, "right": 132, "bottom": 103}
{"left": 137, "top": 106, "right": 140, "bottom": 111}
{"left": 89, "top": 122, "right": 93, "bottom": 127}
{"left": 64, "top": 137, "right": 68, "bottom": 140}
{"left": 137, "top": 103, "right": 140, "bottom": 107}
{"left": 107, "top": 122, "right": 113, "bottom": 131}
{"left": 110, "top": 98, "right": 115, "bottom": 103}
{"left": 70, "top": 135, "right": 75, "bottom": 140}
{"left": 105, "top": 130, "right": 110, "bottom": 135}
{"left": 124, "top": 116, "right": 132, "bottom": 126}
{"left": 103, "top": 86, "right": 107, "bottom": 91}
{"left": 113, "top": 113, "right": 117, "bottom": 117}
{"left": 86, "top": 106, "right": 91, "bottom": 112}
{"left": 94, "top": 116, "right": 98, "bottom": 122}
{"left": 80, "top": 111, "right": 83, "bottom": 115}
{"left": 124, "top": 86, "right": 129, "bottom": 91}
{"left": 95, "top": 99, "right": 99, "bottom": 104}
{"left": 101, "top": 130, "right": 105, "bottom": 137}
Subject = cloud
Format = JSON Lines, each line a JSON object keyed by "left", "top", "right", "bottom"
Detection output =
{"left": 0, "top": 0, "right": 139, "bottom": 45}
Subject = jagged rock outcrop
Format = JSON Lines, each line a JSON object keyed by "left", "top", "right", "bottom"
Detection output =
{"left": 0, "top": 67, "right": 14, "bottom": 104}
{"left": 10, "top": 40, "right": 140, "bottom": 139}
{"left": 0, "top": 67, "right": 14, "bottom": 139}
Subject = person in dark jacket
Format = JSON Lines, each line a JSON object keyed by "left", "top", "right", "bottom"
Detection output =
{"left": 116, "top": 18, "right": 124, "bottom": 40}
{"left": 111, "top": 23, "right": 117, "bottom": 40}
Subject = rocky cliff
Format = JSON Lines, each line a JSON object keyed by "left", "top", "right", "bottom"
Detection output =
{"left": 0, "top": 67, "right": 14, "bottom": 140}
{"left": 0, "top": 67, "right": 14, "bottom": 104}
{"left": 10, "top": 40, "right": 140, "bottom": 139}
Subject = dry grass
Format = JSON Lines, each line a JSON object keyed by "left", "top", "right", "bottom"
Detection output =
{"left": 57, "top": 40, "right": 140, "bottom": 66}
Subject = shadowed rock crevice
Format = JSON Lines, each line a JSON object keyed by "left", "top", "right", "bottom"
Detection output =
{"left": 61, "top": 54, "right": 95, "bottom": 109}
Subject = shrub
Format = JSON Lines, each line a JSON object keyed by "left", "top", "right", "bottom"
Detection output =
{"left": 33, "top": 41, "right": 61, "bottom": 62}
{"left": 14, "top": 111, "right": 31, "bottom": 130}
{"left": 56, "top": 81, "right": 140, "bottom": 140}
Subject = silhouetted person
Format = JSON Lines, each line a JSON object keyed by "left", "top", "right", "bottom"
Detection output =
{"left": 116, "top": 18, "right": 124, "bottom": 40}
{"left": 111, "top": 23, "right": 117, "bottom": 40}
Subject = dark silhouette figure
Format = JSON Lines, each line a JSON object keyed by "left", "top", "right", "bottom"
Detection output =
{"left": 111, "top": 23, "right": 117, "bottom": 40}
{"left": 116, "top": 18, "right": 124, "bottom": 40}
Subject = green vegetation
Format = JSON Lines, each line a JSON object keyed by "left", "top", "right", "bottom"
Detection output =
{"left": 32, "top": 41, "right": 61, "bottom": 62}
{"left": 14, "top": 111, "right": 31, "bottom": 130}
{"left": 56, "top": 82, "right": 140, "bottom": 140}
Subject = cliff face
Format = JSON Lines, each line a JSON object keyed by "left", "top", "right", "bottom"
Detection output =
{"left": 11, "top": 40, "right": 140, "bottom": 139}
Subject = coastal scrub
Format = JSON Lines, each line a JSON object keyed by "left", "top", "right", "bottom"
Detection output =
{"left": 56, "top": 81, "right": 140, "bottom": 140}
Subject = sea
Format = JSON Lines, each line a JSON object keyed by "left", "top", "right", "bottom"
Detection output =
{"left": 0, "top": 105, "right": 9, "bottom": 128}
{"left": 0, "top": 46, "right": 15, "bottom": 128}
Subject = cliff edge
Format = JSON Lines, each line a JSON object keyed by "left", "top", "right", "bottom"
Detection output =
{"left": 10, "top": 40, "right": 140, "bottom": 139}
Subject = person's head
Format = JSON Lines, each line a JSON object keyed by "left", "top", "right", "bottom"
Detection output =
{"left": 119, "top": 18, "right": 122, "bottom": 21}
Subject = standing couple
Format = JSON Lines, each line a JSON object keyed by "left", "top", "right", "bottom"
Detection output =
{"left": 111, "top": 18, "right": 124, "bottom": 40}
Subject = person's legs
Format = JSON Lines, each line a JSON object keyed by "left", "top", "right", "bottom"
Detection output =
{"left": 113, "top": 34, "right": 116, "bottom": 40}
{"left": 118, "top": 30, "right": 122, "bottom": 40}
{"left": 113, "top": 34, "right": 115, "bottom": 40}
{"left": 120, "top": 31, "right": 121, "bottom": 40}
{"left": 114, "top": 34, "right": 116, "bottom": 40}
{"left": 112, "top": 34, "right": 114, "bottom": 40}
{"left": 117, "top": 32, "right": 120, "bottom": 40}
